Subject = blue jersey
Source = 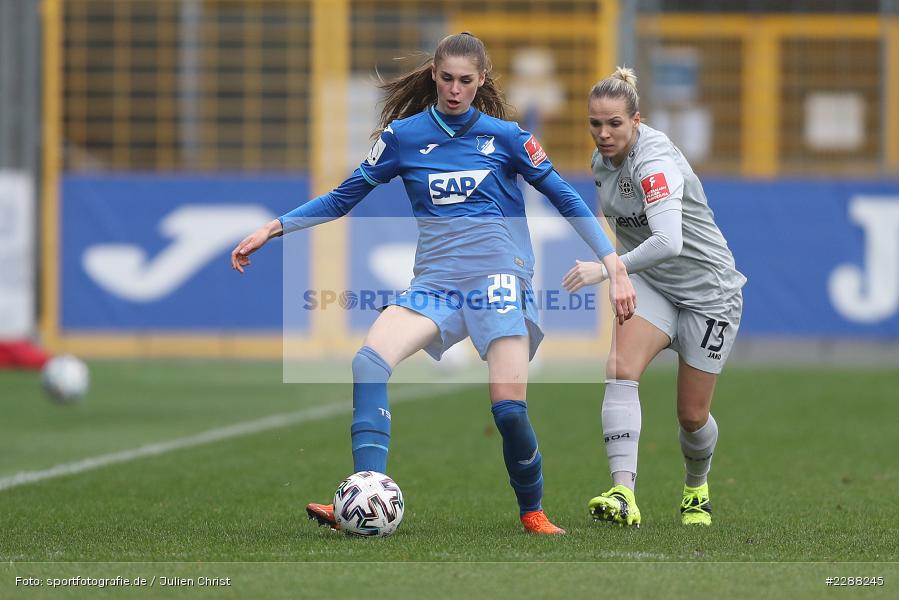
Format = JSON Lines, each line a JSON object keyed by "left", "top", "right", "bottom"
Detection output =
{"left": 280, "top": 105, "right": 613, "bottom": 283}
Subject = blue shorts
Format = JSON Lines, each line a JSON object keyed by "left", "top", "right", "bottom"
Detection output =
{"left": 385, "top": 274, "right": 544, "bottom": 361}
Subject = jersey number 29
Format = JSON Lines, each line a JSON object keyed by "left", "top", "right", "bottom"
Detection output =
{"left": 487, "top": 274, "right": 518, "bottom": 314}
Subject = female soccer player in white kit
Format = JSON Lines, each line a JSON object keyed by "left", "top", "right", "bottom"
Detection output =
{"left": 563, "top": 67, "right": 746, "bottom": 526}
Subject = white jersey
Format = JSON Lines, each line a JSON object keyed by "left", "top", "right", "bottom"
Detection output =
{"left": 592, "top": 123, "right": 746, "bottom": 312}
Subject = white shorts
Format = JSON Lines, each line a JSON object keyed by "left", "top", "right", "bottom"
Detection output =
{"left": 631, "top": 274, "right": 742, "bottom": 374}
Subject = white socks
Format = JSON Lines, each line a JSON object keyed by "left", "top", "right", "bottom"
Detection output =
{"left": 604, "top": 379, "right": 719, "bottom": 490}
{"left": 602, "top": 379, "right": 641, "bottom": 490}
{"left": 679, "top": 414, "right": 718, "bottom": 487}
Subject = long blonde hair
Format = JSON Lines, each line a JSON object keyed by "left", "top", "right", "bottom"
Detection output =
{"left": 376, "top": 33, "right": 510, "bottom": 134}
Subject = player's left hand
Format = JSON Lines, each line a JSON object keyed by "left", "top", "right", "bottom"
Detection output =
{"left": 231, "top": 219, "right": 282, "bottom": 273}
{"left": 608, "top": 259, "right": 636, "bottom": 325}
{"left": 562, "top": 259, "right": 605, "bottom": 293}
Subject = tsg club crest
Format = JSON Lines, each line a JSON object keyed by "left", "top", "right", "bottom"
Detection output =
{"left": 476, "top": 135, "right": 495, "bottom": 155}
{"left": 618, "top": 176, "right": 635, "bottom": 198}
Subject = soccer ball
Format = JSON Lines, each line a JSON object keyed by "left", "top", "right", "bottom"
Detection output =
{"left": 333, "top": 471, "right": 404, "bottom": 537}
{"left": 41, "top": 355, "right": 89, "bottom": 404}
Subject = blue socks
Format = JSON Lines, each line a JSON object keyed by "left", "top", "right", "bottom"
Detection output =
{"left": 351, "top": 346, "right": 392, "bottom": 473}
{"left": 350, "top": 351, "right": 544, "bottom": 518}
{"left": 492, "top": 400, "right": 543, "bottom": 515}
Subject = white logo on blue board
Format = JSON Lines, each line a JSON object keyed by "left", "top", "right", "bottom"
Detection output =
{"left": 828, "top": 195, "right": 899, "bottom": 323}
{"left": 476, "top": 135, "right": 495, "bottom": 155}
{"left": 82, "top": 205, "right": 275, "bottom": 302}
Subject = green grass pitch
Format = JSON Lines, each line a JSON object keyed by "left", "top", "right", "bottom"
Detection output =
{"left": 0, "top": 361, "right": 896, "bottom": 598}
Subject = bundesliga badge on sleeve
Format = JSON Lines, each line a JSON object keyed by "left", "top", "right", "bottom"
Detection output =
{"left": 640, "top": 173, "right": 670, "bottom": 204}
{"left": 523, "top": 135, "right": 547, "bottom": 167}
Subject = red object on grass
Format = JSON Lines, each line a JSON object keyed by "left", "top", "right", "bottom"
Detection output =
{"left": 0, "top": 340, "right": 51, "bottom": 370}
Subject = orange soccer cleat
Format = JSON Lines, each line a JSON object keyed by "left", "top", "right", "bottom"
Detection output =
{"left": 306, "top": 503, "right": 339, "bottom": 530}
{"left": 520, "top": 510, "right": 566, "bottom": 535}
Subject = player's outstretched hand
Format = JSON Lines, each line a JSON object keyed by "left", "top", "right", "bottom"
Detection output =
{"left": 231, "top": 219, "right": 282, "bottom": 273}
{"left": 608, "top": 257, "right": 636, "bottom": 325}
{"left": 564, "top": 256, "right": 636, "bottom": 325}
{"left": 562, "top": 259, "right": 605, "bottom": 293}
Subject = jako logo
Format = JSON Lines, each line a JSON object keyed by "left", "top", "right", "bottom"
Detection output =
{"left": 82, "top": 204, "right": 275, "bottom": 302}
{"left": 428, "top": 170, "right": 490, "bottom": 205}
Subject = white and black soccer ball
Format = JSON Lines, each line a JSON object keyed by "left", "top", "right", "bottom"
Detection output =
{"left": 333, "top": 471, "right": 404, "bottom": 537}
{"left": 41, "top": 355, "right": 89, "bottom": 404}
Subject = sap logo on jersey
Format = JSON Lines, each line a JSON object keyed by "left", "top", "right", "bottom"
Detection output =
{"left": 428, "top": 170, "right": 491, "bottom": 205}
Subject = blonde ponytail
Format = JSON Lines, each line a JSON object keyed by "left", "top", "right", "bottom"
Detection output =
{"left": 589, "top": 66, "right": 639, "bottom": 117}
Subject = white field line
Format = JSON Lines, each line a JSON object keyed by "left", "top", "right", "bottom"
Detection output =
{"left": 0, "top": 382, "right": 473, "bottom": 493}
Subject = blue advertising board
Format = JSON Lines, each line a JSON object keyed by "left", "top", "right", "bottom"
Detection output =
{"left": 347, "top": 176, "right": 899, "bottom": 337}
{"left": 59, "top": 173, "right": 899, "bottom": 338}
{"left": 705, "top": 179, "right": 899, "bottom": 337}
{"left": 61, "top": 174, "right": 309, "bottom": 331}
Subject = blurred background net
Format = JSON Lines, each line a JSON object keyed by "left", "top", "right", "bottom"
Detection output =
{"left": 48, "top": 0, "right": 898, "bottom": 177}
{"left": 60, "top": 0, "right": 313, "bottom": 171}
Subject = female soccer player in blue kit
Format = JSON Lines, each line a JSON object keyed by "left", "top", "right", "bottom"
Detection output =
{"left": 231, "top": 33, "right": 636, "bottom": 535}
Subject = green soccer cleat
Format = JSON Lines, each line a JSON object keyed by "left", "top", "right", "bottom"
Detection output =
{"left": 588, "top": 484, "right": 641, "bottom": 527}
{"left": 681, "top": 483, "right": 712, "bottom": 525}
